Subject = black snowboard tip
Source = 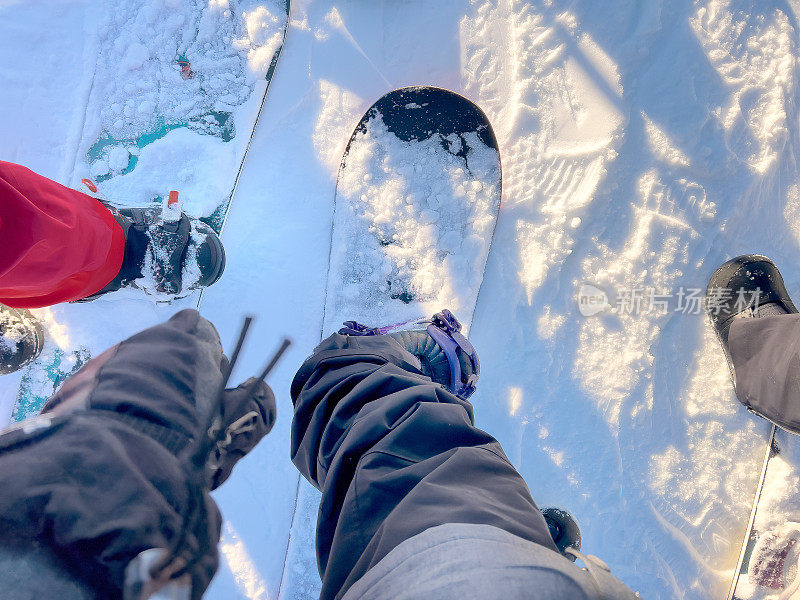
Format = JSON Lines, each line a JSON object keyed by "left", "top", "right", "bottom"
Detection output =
{"left": 356, "top": 86, "right": 498, "bottom": 151}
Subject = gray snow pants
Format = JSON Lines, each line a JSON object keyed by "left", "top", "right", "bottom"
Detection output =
{"left": 729, "top": 314, "right": 800, "bottom": 433}
{"left": 291, "top": 333, "right": 639, "bottom": 600}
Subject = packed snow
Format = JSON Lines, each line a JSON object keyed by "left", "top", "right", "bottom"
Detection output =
{"left": 2, "top": 1, "right": 800, "bottom": 599}
{"left": 0, "top": 313, "right": 28, "bottom": 349}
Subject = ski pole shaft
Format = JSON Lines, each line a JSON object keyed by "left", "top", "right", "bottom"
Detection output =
{"left": 257, "top": 337, "right": 292, "bottom": 382}
{"left": 189, "top": 314, "right": 254, "bottom": 469}
{"left": 223, "top": 315, "right": 254, "bottom": 384}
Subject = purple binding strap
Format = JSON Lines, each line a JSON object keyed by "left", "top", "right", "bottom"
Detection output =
{"left": 426, "top": 309, "right": 479, "bottom": 400}
{"left": 339, "top": 310, "right": 480, "bottom": 400}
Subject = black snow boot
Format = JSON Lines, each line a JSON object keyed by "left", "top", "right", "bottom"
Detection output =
{"left": 0, "top": 305, "right": 44, "bottom": 374}
{"left": 541, "top": 507, "right": 582, "bottom": 561}
{"left": 79, "top": 204, "right": 225, "bottom": 302}
{"left": 706, "top": 255, "right": 798, "bottom": 381}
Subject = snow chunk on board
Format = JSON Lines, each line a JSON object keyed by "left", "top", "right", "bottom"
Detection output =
{"left": 324, "top": 111, "right": 501, "bottom": 332}
{"left": 88, "top": 0, "right": 285, "bottom": 143}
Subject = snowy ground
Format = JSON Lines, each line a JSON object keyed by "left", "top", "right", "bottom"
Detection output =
{"left": 3, "top": 0, "right": 800, "bottom": 598}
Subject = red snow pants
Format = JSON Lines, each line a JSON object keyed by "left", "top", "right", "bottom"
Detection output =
{"left": 0, "top": 161, "right": 125, "bottom": 308}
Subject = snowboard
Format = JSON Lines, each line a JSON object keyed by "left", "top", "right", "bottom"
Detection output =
{"left": 277, "top": 86, "right": 502, "bottom": 595}
{"left": 729, "top": 426, "right": 800, "bottom": 599}
{"left": 9, "top": 0, "right": 290, "bottom": 423}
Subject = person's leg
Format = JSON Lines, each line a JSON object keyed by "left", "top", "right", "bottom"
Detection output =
{"left": 707, "top": 255, "right": 800, "bottom": 433}
{"left": 728, "top": 315, "right": 800, "bottom": 431}
{"left": 0, "top": 161, "right": 126, "bottom": 308}
{"left": 0, "top": 161, "right": 226, "bottom": 307}
{"left": 291, "top": 333, "right": 558, "bottom": 600}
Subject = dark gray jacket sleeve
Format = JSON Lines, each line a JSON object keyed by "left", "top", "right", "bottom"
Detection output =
{"left": 291, "top": 333, "right": 558, "bottom": 600}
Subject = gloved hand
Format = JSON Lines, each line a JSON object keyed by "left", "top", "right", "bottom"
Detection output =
{"left": 209, "top": 377, "right": 276, "bottom": 489}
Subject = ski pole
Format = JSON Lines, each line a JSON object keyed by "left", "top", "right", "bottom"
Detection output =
{"left": 257, "top": 337, "right": 292, "bottom": 382}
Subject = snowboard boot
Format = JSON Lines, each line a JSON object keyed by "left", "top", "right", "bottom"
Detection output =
{"left": 79, "top": 205, "right": 225, "bottom": 301}
{"left": 0, "top": 305, "right": 45, "bottom": 374}
{"left": 541, "top": 507, "right": 582, "bottom": 561}
{"left": 339, "top": 310, "right": 480, "bottom": 400}
{"left": 706, "top": 255, "right": 798, "bottom": 382}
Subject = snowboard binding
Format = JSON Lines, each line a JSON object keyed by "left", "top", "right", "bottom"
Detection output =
{"left": 339, "top": 309, "right": 480, "bottom": 400}
{"left": 426, "top": 310, "right": 480, "bottom": 399}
